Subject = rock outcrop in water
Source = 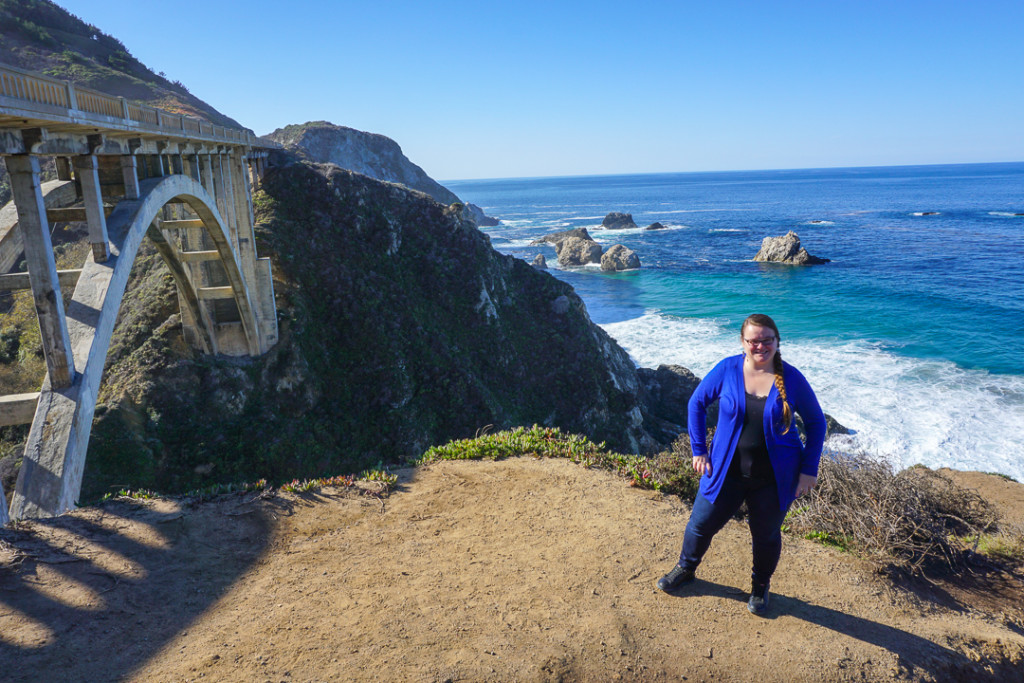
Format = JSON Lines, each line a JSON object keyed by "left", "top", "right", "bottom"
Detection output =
{"left": 602, "top": 212, "right": 638, "bottom": 230}
{"left": 555, "top": 236, "right": 603, "bottom": 266}
{"left": 600, "top": 244, "right": 641, "bottom": 271}
{"left": 645, "top": 222, "right": 667, "bottom": 231}
{"left": 531, "top": 228, "right": 595, "bottom": 246}
{"left": 754, "top": 231, "right": 830, "bottom": 265}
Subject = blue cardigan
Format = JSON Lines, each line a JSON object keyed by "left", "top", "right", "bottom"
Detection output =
{"left": 687, "top": 354, "right": 826, "bottom": 511}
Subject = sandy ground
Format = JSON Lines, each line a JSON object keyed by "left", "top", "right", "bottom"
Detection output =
{"left": 2, "top": 457, "right": 1023, "bottom": 682}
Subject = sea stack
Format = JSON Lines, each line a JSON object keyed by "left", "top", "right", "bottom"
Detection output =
{"left": 555, "top": 236, "right": 603, "bottom": 266}
{"left": 602, "top": 212, "right": 638, "bottom": 230}
{"left": 753, "top": 231, "right": 829, "bottom": 265}
{"left": 601, "top": 244, "right": 641, "bottom": 271}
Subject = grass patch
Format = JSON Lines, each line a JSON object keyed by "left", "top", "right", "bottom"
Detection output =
{"left": 93, "top": 468, "right": 397, "bottom": 507}
{"left": 803, "top": 529, "right": 854, "bottom": 551}
{"left": 416, "top": 425, "right": 675, "bottom": 491}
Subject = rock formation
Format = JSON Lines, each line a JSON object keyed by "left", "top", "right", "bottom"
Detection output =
{"left": 464, "top": 203, "right": 499, "bottom": 227}
{"left": 532, "top": 254, "right": 547, "bottom": 269}
{"left": 753, "top": 231, "right": 830, "bottom": 265}
{"left": 600, "top": 245, "right": 641, "bottom": 271}
{"left": 645, "top": 222, "right": 667, "bottom": 231}
{"left": 636, "top": 365, "right": 702, "bottom": 442}
{"left": 602, "top": 212, "right": 638, "bottom": 230}
{"left": 555, "top": 236, "right": 603, "bottom": 266}
{"left": 530, "top": 227, "right": 594, "bottom": 246}
{"left": 264, "top": 121, "right": 499, "bottom": 226}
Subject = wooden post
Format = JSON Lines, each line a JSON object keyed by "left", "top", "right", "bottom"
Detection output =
{"left": 72, "top": 155, "right": 111, "bottom": 262}
{"left": 120, "top": 155, "right": 140, "bottom": 199}
{"left": 3, "top": 156, "right": 76, "bottom": 389}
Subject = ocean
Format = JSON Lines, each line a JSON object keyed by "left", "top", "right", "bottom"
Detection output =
{"left": 445, "top": 162, "right": 1024, "bottom": 480}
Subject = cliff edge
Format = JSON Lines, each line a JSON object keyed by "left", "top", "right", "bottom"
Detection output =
{"left": 264, "top": 121, "right": 499, "bottom": 226}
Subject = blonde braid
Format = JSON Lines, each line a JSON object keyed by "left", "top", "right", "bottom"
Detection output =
{"left": 773, "top": 351, "right": 792, "bottom": 433}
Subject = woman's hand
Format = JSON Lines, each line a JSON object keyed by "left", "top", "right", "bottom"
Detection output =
{"left": 692, "top": 456, "right": 712, "bottom": 477}
{"left": 795, "top": 473, "right": 818, "bottom": 497}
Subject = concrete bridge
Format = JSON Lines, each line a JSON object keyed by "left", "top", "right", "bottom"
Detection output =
{"left": 0, "top": 63, "right": 278, "bottom": 524}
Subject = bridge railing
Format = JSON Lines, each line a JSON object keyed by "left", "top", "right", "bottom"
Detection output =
{"left": 0, "top": 62, "right": 254, "bottom": 147}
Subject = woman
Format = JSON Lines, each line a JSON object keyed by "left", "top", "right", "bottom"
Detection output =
{"left": 657, "top": 314, "right": 826, "bottom": 615}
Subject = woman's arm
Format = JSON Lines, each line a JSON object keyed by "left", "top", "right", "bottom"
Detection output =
{"left": 687, "top": 358, "right": 729, "bottom": 469}
{"left": 789, "top": 366, "right": 827, "bottom": 477}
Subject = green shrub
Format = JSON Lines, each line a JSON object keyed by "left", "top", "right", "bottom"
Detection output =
{"left": 417, "top": 425, "right": 663, "bottom": 491}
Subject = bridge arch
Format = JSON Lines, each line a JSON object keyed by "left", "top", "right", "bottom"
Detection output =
{"left": 1, "top": 61, "right": 278, "bottom": 523}
{"left": 6, "top": 174, "right": 265, "bottom": 520}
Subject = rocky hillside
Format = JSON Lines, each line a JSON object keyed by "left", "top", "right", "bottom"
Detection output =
{"left": 53, "top": 157, "right": 655, "bottom": 499}
{"left": 265, "top": 121, "right": 498, "bottom": 226}
{"left": 0, "top": 0, "right": 244, "bottom": 205}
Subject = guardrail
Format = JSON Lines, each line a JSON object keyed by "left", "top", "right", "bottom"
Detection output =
{"left": 0, "top": 62, "right": 254, "bottom": 147}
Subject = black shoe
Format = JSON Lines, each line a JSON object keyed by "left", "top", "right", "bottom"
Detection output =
{"left": 657, "top": 565, "right": 695, "bottom": 592}
{"left": 748, "top": 582, "right": 770, "bottom": 615}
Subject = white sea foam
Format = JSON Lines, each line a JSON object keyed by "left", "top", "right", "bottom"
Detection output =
{"left": 600, "top": 313, "right": 1024, "bottom": 481}
{"left": 911, "top": 211, "right": 941, "bottom": 216}
{"left": 802, "top": 220, "right": 835, "bottom": 226}
{"left": 656, "top": 208, "right": 757, "bottom": 214}
{"left": 503, "top": 237, "right": 548, "bottom": 248}
{"left": 989, "top": 211, "right": 1024, "bottom": 217}
{"left": 708, "top": 228, "right": 746, "bottom": 233}
{"left": 588, "top": 224, "right": 688, "bottom": 242}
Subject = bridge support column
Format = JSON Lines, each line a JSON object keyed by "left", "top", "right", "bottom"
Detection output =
{"left": 231, "top": 152, "right": 256, "bottom": 275}
{"left": 229, "top": 153, "right": 275, "bottom": 351}
{"left": 120, "top": 155, "right": 140, "bottom": 200}
{"left": 4, "top": 156, "right": 76, "bottom": 389}
{"left": 221, "top": 153, "right": 239, "bottom": 253}
{"left": 73, "top": 155, "right": 111, "bottom": 263}
{"left": 200, "top": 154, "right": 215, "bottom": 197}
{"left": 55, "top": 156, "right": 72, "bottom": 181}
{"left": 184, "top": 154, "right": 200, "bottom": 184}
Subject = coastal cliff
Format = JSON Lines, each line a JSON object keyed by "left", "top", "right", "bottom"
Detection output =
{"left": 59, "top": 158, "right": 654, "bottom": 498}
{"left": 265, "top": 121, "right": 499, "bottom": 226}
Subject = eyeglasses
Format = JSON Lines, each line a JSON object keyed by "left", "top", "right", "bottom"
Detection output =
{"left": 743, "top": 337, "right": 776, "bottom": 347}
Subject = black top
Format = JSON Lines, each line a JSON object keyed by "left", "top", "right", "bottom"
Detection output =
{"left": 728, "top": 392, "right": 776, "bottom": 487}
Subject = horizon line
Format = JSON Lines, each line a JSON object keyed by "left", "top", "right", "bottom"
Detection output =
{"left": 440, "top": 159, "right": 1024, "bottom": 185}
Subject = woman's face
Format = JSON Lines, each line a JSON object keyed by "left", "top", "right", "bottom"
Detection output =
{"left": 741, "top": 324, "right": 778, "bottom": 365}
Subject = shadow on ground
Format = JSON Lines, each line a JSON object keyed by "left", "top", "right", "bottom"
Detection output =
{"left": 0, "top": 494, "right": 279, "bottom": 683}
{"left": 664, "top": 578, "right": 1010, "bottom": 680}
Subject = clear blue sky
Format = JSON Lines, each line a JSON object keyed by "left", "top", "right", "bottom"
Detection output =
{"left": 55, "top": 0, "right": 1024, "bottom": 180}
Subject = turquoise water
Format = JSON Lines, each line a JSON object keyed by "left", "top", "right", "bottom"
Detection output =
{"left": 447, "top": 163, "right": 1024, "bottom": 479}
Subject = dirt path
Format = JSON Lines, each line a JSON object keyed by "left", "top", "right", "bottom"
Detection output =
{"left": 2, "top": 458, "right": 1022, "bottom": 682}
